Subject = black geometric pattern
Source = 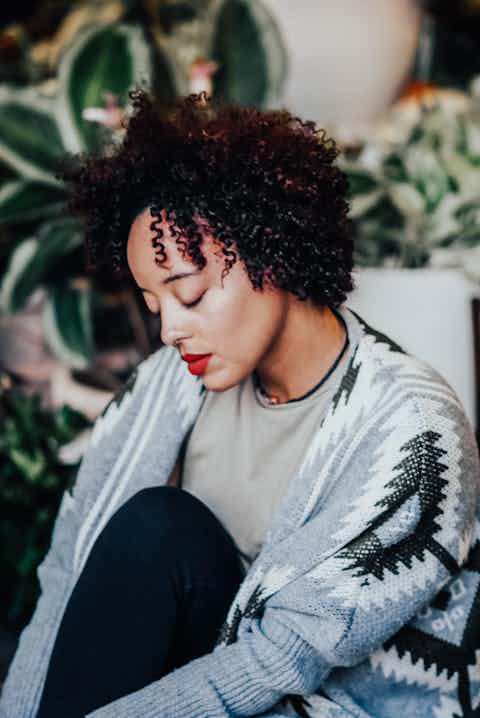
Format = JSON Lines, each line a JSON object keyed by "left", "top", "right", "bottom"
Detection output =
{"left": 336, "top": 430, "right": 459, "bottom": 581}
{"left": 381, "top": 536, "right": 480, "bottom": 717}
{"left": 215, "top": 583, "right": 267, "bottom": 647}
{"left": 330, "top": 350, "right": 361, "bottom": 414}
{"left": 215, "top": 582, "right": 315, "bottom": 717}
{"left": 330, "top": 305, "right": 406, "bottom": 417}
{"left": 209, "top": 311, "right": 476, "bottom": 717}
{"left": 100, "top": 366, "right": 139, "bottom": 417}
{"left": 349, "top": 309, "right": 407, "bottom": 354}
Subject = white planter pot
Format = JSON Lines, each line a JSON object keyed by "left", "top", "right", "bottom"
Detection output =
{"left": 347, "top": 267, "right": 478, "bottom": 430}
{"left": 262, "top": 0, "right": 423, "bottom": 138}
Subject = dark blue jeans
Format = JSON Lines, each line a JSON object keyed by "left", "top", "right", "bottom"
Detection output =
{"left": 36, "top": 486, "right": 246, "bottom": 718}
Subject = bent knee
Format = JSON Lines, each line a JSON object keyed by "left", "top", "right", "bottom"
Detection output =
{"left": 88, "top": 486, "right": 242, "bottom": 580}
{"left": 107, "top": 486, "right": 228, "bottom": 548}
{"left": 124, "top": 485, "right": 212, "bottom": 524}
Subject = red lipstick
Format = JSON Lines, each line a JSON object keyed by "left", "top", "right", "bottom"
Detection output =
{"left": 181, "top": 353, "right": 212, "bottom": 375}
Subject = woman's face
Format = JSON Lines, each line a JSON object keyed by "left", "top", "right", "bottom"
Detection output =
{"left": 126, "top": 207, "right": 289, "bottom": 391}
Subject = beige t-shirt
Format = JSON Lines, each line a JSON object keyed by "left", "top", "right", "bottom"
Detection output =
{"left": 181, "top": 308, "right": 357, "bottom": 571}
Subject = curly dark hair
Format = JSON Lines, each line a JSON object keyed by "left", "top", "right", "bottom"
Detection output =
{"left": 61, "top": 88, "right": 355, "bottom": 308}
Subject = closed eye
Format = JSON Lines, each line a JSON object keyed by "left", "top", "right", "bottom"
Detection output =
{"left": 184, "top": 292, "right": 205, "bottom": 309}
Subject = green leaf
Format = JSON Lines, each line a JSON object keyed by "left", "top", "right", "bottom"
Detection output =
{"left": 0, "top": 87, "right": 65, "bottom": 184}
{"left": 0, "top": 180, "right": 66, "bottom": 225}
{"left": 211, "top": 0, "right": 287, "bottom": 107}
{"left": 57, "top": 23, "right": 152, "bottom": 152}
{"left": 404, "top": 144, "right": 450, "bottom": 211}
{"left": 9, "top": 447, "right": 47, "bottom": 483}
{"left": 0, "top": 218, "right": 83, "bottom": 313}
{"left": 388, "top": 182, "right": 426, "bottom": 218}
{"left": 464, "top": 118, "right": 480, "bottom": 161}
{"left": 383, "top": 154, "right": 408, "bottom": 183}
{"left": 345, "top": 169, "right": 379, "bottom": 196}
{"left": 42, "top": 283, "right": 93, "bottom": 369}
{"left": 348, "top": 189, "right": 384, "bottom": 219}
{"left": 440, "top": 148, "right": 480, "bottom": 198}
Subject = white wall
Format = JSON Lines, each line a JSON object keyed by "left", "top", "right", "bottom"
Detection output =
{"left": 348, "top": 268, "right": 478, "bottom": 431}
{"left": 263, "top": 0, "right": 422, "bottom": 137}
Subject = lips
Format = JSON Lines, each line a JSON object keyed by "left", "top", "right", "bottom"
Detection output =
{"left": 181, "top": 353, "right": 212, "bottom": 376}
{"left": 181, "top": 353, "right": 211, "bottom": 362}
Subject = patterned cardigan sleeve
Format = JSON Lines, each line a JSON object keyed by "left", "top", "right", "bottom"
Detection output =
{"left": 85, "top": 391, "right": 480, "bottom": 717}
{"left": 0, "top": 354, "right": 163, "bottom": 717}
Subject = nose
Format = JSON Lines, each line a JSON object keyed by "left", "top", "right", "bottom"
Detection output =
{"left": 160, "top": 317, "right": 190, "bottom": 348}
{"left": 161, "top": 326, "right": 185, "bottom": 348}
{"left": 158, "top": 298, "right": 192, "bottom": 348}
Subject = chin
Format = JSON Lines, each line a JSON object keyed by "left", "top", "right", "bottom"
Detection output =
{"left": 201, "top": 366, "right": 245, "bottom": 393}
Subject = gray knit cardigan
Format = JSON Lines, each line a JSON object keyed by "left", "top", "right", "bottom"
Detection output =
{"left": 1, "top": 305, "right": 479, "bottom": 718}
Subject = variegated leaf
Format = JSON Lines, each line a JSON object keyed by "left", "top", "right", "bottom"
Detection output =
{"left": 0, "top": 87, "right": 65, "bottom": 185}
{"left": 43, "top": 283, "right": 93, "bottom": 369}
{"left": 0, "top": 218, "right": 83, "bottom": 313}
{"left": 0, "top": 180, "right": 66, "bottom": 225}
{"left": 56, "top": 23, "right": 152, "bottom": 153}
{"left": 211, "top": 0, "right": 287, "bottom": 107}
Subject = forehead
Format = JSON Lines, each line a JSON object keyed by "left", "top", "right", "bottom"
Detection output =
{"left": 126, "top": 206, "right": 218, "bottom": 276}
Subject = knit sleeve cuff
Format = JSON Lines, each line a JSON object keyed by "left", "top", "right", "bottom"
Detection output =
{"left": 86, "top": 612, "right": 325, "bottom": 718}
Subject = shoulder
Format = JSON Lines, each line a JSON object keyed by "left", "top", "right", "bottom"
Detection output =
{"left": 328, "top": 309, "right": 479, "bottom": 520}
{"left": 341, "top": 309, "right": 467, "bottom": 425}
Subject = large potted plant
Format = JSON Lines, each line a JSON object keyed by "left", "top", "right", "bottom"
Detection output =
{"left": 340, "top": 77, "right": 480, "bottom": 428}
{"left": 0, "top": 0, "right": 287, "bottom": 413}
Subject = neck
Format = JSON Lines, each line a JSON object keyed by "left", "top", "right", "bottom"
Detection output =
{"left": 254, "top": 301, "right": 347, "bottom": 405}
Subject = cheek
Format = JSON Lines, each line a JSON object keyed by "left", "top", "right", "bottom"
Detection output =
{"left": 208, "top": 285, "right": 276, "bottom": 356}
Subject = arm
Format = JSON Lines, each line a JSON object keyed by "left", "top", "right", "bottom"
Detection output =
{"left": 0, "top": 350, "right": 167, "bottom": 716}
{"left": 85, "top": 395, "right": 480, "bottom": 718}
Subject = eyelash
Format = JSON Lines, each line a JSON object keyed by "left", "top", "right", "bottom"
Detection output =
{"left": 183, "top": 293, "right": 205, "bottom": 309}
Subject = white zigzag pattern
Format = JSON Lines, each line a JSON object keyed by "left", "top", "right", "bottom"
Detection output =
{"left": 257, "top": 563, "right": 297, "bottom": 600}
{"left": 418, "top": 400, "right": 463, "bottom": 554}
{"left": 360, "top": 332, "right": 404, "bottom": 366}
{"left": 468, "top": 649, "right": 480, "bottom": 711}
{"left": 90, "top": 349, "right": 165, "bottom": 448}
{"left": 370, "top": 643, "right": 457, "bottom": 692}
{"left": 300, "top": 345, "right": 389, "bottom": 524}
{"left": 315, "top": 546, "right": 443, "bottom": 612}
{"left": 91, "top": 352, "right": 165, "bottom": 446}
{"left": 433, "top": 695, "right": 463, "bottom": 718}
{"left": 303, "top": 553, "right": 358, "bottom": 608}
{"left": 329, "top": 401, "right": 419, "bottom": 544}
{"left": 73, "top": 353, "right": 178, "bottom": 575}
{"left": 303, "top": 320, "right": 425, "bottom": 477}
{"left": 381, "top": 381, "right": 461, "bottom": 413}
{"left": 223, "top": 562, "right": 296, "bottom": 630}
{"left": 457, "top": 525, "right": 475, "bottom": 568}
{"left": 369, "top": 349, "right": 461, "bottom": 419}
{"left": 355, "top": 552, "right": 443, "bottom": 611}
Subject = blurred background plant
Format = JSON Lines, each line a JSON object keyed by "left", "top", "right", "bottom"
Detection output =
{"left": 0, "top": 371, "right": 91, "bottom": 634}
{"left": 340, "top": 76, "right": 480, "bottom": 276}
{"left": 0, "top": 0, "right": 287, "bottom": 395}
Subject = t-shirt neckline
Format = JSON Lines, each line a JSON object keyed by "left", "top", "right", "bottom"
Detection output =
{"left": 252, "top": 308, "right": 350, "bottom": 409}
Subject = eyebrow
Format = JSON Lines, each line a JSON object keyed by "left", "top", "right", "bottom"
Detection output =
{"left": 138, "top": 270, "right": 201, "bottom": 292}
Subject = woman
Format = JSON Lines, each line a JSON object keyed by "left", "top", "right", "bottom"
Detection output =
{"left": 1, "top": 90, "right": 479, "bottom": 718}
